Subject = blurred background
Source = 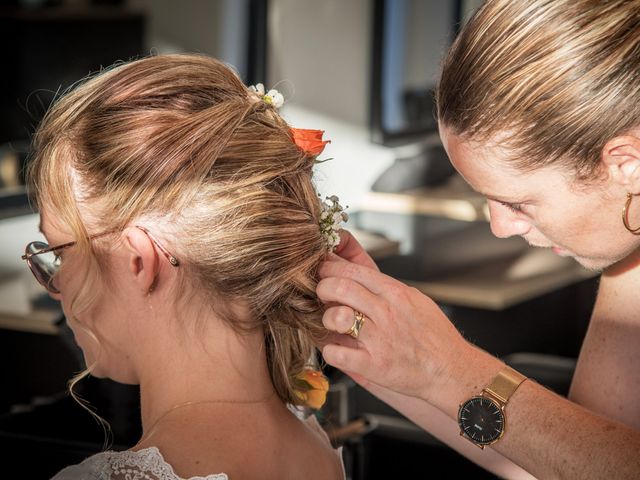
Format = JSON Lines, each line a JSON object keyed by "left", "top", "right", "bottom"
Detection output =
{"left": 0, "top": 0, "right": 599, "bottom": 478}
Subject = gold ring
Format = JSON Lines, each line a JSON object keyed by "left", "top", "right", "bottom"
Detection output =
{"left": 345, "top": 310, "right": 366, "bottom": 339}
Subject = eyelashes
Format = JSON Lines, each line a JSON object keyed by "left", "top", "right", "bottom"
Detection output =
{"left": 498, "top": 201, "right": 523, "bottom": 213}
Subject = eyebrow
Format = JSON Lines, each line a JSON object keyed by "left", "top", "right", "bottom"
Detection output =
{"left": 475, "top": 189, "right": 525, "bottom": 204}
{"left": 486, "top": 195, "right": 517, "bottom": 203}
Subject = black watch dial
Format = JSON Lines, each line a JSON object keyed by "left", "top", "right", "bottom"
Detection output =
{"left": 458, "top": 396, "right": 505, "bottom": 445}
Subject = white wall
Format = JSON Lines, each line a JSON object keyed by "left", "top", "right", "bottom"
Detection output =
{"left": 267, "top": 0, "right": 372, "bottom": 127}
{"left": 128, "top": 0, "right": 249, "bottom": 75}
{"left": 405, "top": 0, "right": 452, "bottom": 88}
{"left": 128, "top": 0, "right": 220, "bottom": 54}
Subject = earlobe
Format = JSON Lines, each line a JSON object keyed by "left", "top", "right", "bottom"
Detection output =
{"left": 122, "top": 227, "right": 159, "bottom": 295}
{"left": 603, "top": 135, "right": 640, "bottom": 193}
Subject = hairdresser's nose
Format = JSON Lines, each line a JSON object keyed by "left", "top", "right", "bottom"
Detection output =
{"left": 487, "top": 200, "right": 531, "bottom": 239}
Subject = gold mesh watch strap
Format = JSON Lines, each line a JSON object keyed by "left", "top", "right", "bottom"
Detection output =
{"left": 483, "top": 366, "right": 527, "bottom": 406}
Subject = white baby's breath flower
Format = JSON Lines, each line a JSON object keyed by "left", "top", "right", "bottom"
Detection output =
{"left": 318, "top": 195, "right": 349, "bottom": 252}
{"left": 249, "top": 83, "right": 285, "bottom": 109}
{"left": 248, "top": 83, "right": 265, "bottom": 95}
{"left": 264, "top": 89, "right": 285, "bottom": 109}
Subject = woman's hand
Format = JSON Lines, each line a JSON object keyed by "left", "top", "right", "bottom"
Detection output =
{"left": 317, "top": 230, "right": 473, "bottom": 404}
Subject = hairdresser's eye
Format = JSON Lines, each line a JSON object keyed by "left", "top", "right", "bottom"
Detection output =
{"left": 499, "top": 201, "right": 523, "bottom": 213}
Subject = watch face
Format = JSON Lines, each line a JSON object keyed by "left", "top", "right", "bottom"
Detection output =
{"left": 458, "top": 396, "right": 505, "bottom": 445}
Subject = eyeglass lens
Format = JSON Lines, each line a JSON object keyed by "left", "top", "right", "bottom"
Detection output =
{"left": 25, "top": 241, "right": 61, "bottom": 293}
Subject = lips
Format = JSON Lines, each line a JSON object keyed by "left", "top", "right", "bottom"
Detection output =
{"left": 525, "top": 240, "right": 552, "bottom": 248}
{"left": 552, "top": 246, "right": 572, "bottom": 256}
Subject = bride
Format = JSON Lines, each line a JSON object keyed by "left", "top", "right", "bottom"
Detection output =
{"left": 21, "top": 54, "right": 345, "bottom": 479}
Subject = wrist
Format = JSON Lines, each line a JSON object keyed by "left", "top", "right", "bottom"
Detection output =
{"left": 425, "top": 342, "right": 505, "bottom": 419}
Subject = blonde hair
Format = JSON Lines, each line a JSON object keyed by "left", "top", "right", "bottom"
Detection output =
{"left": 437, "top": 0, "right": 640, "bottom": 179}
{"left": 28, "top": 54, "right": 328, "bottom": 407}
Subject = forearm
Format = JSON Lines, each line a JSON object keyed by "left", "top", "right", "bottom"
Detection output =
{"left": 318, "top": 239, "right": 640, "bottom": 478}
{"left": 366, "top": 381, "right": 536, "bottom": 479}
{"left": 432, "top": 346, "right": 640, "bottom": 480}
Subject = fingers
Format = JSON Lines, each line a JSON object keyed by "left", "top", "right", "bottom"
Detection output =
{"left": 316, "top": 276, "right": 385, "bottom": 321}
{"left": 333, "top": 230, "right": 380, "bottom": 271}
{"left": 317, "top": 329, "right": 360, "bottom": 350}
{"left": 321, "top": 343, "right": 372, "bottom": 377}
{"left": 318, "top": 256, "right": 394, "bottom": 297}
{"left": 322, "top": 305, "right": 369, "bottom": 337}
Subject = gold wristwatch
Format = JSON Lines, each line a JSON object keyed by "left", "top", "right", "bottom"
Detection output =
{"left": 457, "top": 366, "right": 527, "bottom": 449}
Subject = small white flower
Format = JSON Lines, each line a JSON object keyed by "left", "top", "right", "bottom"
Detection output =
{"left": 264, "top": 89, "right": 284, "bottom": 109}
{"left": 248, "top": 84, "right": 284, "bottom": 109}
{"left": 318, "top": 195, "right": 349, "bottom": 252}
{"left": 248, "top": 83, "right": 265, "bottom": 95}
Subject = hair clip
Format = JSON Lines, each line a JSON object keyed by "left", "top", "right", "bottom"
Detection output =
{"left": 319, "top": 195, "right": 348, "bottom": 251}
{"left": 248, "top": 83, "right": 284, "bottom": 109}
{"left": 290, "top": 128, "right": 331, "bottom": 157}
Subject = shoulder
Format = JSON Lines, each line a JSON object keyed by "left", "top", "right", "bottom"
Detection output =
{"left": 144, "top": 405, "right": 345, "bottom": 480}
{"left": 50, "top": 448, "right": 229, "bottom": 480}
{"left": 570, "top": 258, "right": 640, "bottom": 429}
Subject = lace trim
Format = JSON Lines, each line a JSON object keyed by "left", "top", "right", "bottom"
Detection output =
{"left": 93, "top": 447, "right": 228, "bottom": 480}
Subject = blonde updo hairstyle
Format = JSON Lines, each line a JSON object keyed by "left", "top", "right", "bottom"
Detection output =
{"left": 437, "top": 0, "right": 640, "bottom": 181}
{"left": 28, "top": 54, "right": 329, "bottom": 407}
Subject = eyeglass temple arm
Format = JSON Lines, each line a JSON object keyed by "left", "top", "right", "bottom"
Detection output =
{"left": 21, "top": 240, "right": 76, "bottom": 260}
{"left": 21, "top": 227, "right": 180, "bottom": 268}
{"left": 135, "top": 226, "right": 180, "bottom": 267}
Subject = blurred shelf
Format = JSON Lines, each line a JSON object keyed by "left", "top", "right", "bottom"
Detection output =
{"left": 400, "top": 248, "right": 598, "bottom": 310}
{"left": 0, "top": 308, "right": 61, "bottom": 335}
{"left": 362, "top": 174, "right": 489, "bottom": 222}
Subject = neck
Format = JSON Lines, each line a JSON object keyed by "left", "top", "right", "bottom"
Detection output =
{"left": 132, "top": 305, "right": 277, "bottom": 443}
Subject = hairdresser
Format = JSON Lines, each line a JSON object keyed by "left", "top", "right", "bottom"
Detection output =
{"left": 318, "top": 1, "right": 640, "bottom": 478}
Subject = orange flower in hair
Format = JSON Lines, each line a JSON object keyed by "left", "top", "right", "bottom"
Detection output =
{"left": 293, "top": 369, "right": 330, "bottom": 410}
{"left": 290, "top": 128, "right": 331, "bottom": 156}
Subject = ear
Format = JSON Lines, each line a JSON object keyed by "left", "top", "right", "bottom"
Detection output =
{"left": 122, "top": 226, "right": 159, "bottom": 295}
{"left": 603, "top": 134, "right": 640, "bottom": 194}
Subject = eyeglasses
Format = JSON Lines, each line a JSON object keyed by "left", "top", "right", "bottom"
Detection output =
{"left": 21, "top": 225, "right": 180, "bottom": 294}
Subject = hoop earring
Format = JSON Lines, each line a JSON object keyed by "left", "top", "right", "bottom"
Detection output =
{"left": 622, "top": 193, "right": 640, "bottom": 234}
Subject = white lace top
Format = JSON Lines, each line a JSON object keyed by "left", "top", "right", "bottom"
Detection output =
{"left": 50, "top": 415, "right": 345, "bottom": 480}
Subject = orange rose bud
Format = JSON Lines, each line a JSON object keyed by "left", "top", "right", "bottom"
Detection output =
{"left": 290, "top": 128, "right": 331, "bottom": 156}
{"left": 300, "top": 369, "right": 330, "bottom": 391}
{"left": 293, "top": 369, "right": 330, "bottom": 410}
{"left": 304, "top": 388, "right": 329, "bottom": 410}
